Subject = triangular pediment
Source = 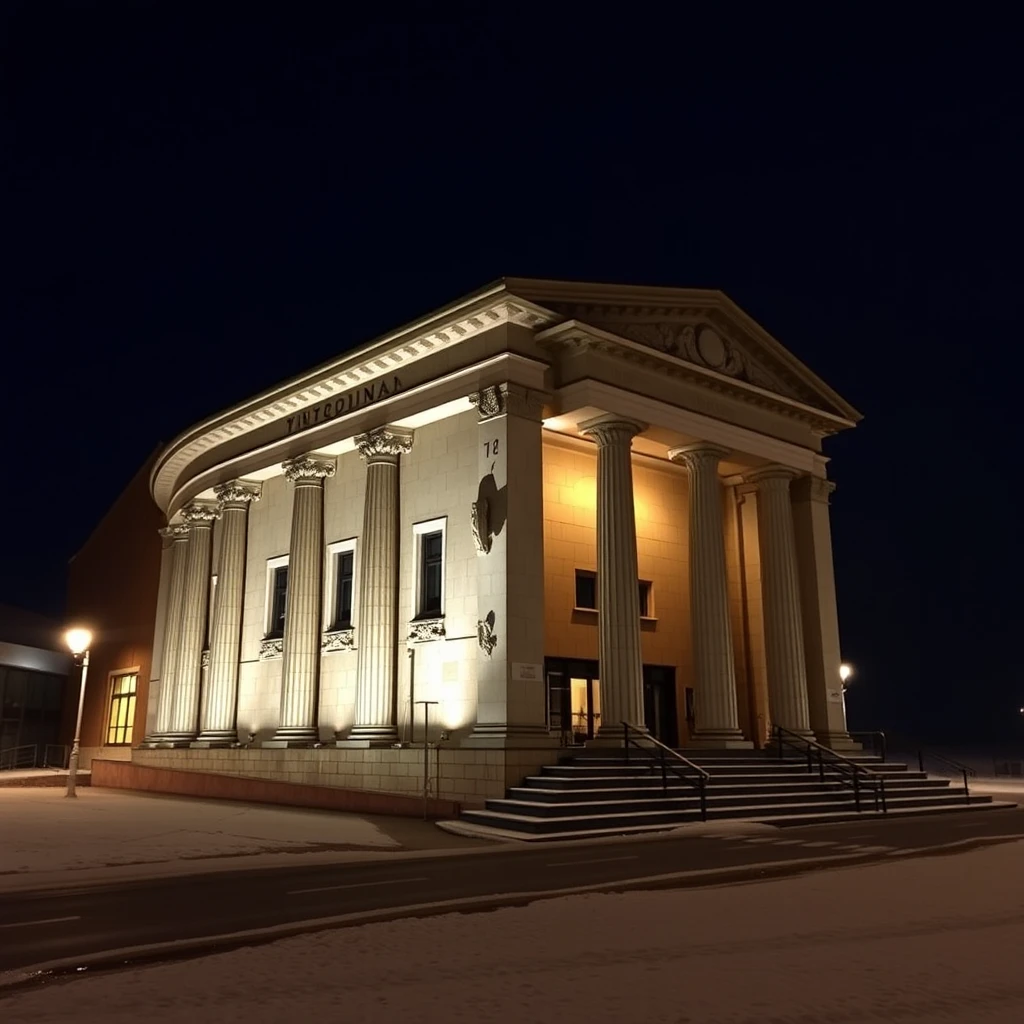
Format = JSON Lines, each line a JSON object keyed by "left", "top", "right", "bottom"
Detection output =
{"left": 504, "top": 278, "right": 861, "bottom": 424}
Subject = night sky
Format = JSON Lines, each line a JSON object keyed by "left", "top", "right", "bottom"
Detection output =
{"left": 3, "top": 5, "right": 1021, "bottom": 744}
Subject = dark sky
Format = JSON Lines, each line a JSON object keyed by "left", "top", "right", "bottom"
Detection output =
{"left": 3, "top": 5, "right": 1021, "bottom": 743}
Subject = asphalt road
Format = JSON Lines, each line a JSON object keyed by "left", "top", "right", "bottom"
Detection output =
{"left": 1, "top": 807, "right": 1022, "bottom": 977}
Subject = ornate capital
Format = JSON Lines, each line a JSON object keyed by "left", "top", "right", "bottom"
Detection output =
{"left": 470, "top": 383, "right": 545, "bottom": 422}
{"left": 743, "top": 464, "right": 800, "bottom": 490}
{"left": 283, "top": 454, "right": 336, "bottom": 483}
{"left": 159, "top": 523, "right": 190, "bottom": 540}
{"left": 792, "top": 475, "right": 836, "bottom": 504}
{"left": 181, "top": 501, "right": 221, "bottom": 526}
{"left": 214, "top": 480, "right": 262, "bottom": 507}
{"left": 355, "top": 426, "right": 414, "bottom": 463}
{"left": 668, "top": 443, "right": 731, "bottom": 476}
{"left": 578, "top": 415, "right": 646, "bottom": 448}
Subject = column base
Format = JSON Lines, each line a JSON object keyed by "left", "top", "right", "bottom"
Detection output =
{"left": 190, "top": 737, "right": 237, "bottom": 749}
{"left": 338, "top": 725, "right": 399, "bottom": 748}
{"left": 263, "top": 726, "right": 319, "bottom": 748}
{"left": 156, "top": 733, "right": 198, "bottom": 748}
{"left": 688, "top": 729, "right": 753, "bottom": 750}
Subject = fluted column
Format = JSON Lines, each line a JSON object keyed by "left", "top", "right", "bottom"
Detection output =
{"left": 344, "top": 427, "right": 413, "bottom": 745}
{"left": 269, "top": 454, "right": 335, "bottom": 745}
{"left": 165, "top": 502, "right": 220, "bottom": 742}
{"left": 669, "top": 444, "right": 751, "bottom": 747}
{"left": 579, "top": 415, "right": 646, "bottom": 742}
{"left": 746, "top": 466, "right": 813, "bottom": 737}
{"left": 146, "top": 524, "right": 189, "bottom": 741}
{"left": 195, "top": 481, "right": 261, "bottom": 745}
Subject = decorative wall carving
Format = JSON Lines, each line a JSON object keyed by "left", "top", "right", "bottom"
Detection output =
{"left": 259, "top": 637, "right": 284, "bottom": 660}
{"left": 470, "top": 385, "right": 506, "bottom": 419}
{"left": 470, "top": 498, "right": 491, "bottom": 554}
{"left": 200, "top": 649, "right": 210, "bottom": 670}
{"left": 407, "top": 618, "right": 445, "bottom": 643}
{"left": 470, "top": 382, "right": 545, "bottom": 422}
{"left": 477, "top": 611, "right": 498, "bottom": 657}
{"left": 321, "top": 628, "right": 356, "bottom": 653}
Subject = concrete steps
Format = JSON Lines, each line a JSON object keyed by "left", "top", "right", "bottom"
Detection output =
{"left": 455, "top": 750, "right": 1016, "bottom": 840}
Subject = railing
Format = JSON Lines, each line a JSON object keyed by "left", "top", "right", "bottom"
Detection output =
{"left": 42, "top": 744, "right": 70, "bottom": 769}
{"left": 622, "top": 723, "right": 710, "bottom": 821}
{"left": 0, "top": 745, "right": 38, "bottom": 771}
{"left": 774, "top": 727, "right": 887, "bottom": 814}
{"left": 917, "top": 749, "right": 974, "bottom": 804}
{"left": 848, "top": 731, "right": 887, "bottom": 762}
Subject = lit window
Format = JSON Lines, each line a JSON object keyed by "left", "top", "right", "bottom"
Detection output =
{"left": 106, "top": 673, "right": 137, "bottom": 746}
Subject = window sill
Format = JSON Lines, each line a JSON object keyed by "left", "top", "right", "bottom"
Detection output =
{"left": 259, "top": 636, "right": 284, "bottom": 661}
{"left": 322, "top": 627, "right": 355, "bottom": 653}
{"left": 408, "top": 617, "right": 446, "bottom": 643}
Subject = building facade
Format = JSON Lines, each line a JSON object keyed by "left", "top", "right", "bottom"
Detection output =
{"left": 136, "top": 279, "right": 861, "bottom": 804}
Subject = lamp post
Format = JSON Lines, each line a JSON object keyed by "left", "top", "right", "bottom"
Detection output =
{"left": 65, "top": 627, "right": 93, "bottom": 798}
{"left": 839, "top": 663, "right": 853, "bottom": 724}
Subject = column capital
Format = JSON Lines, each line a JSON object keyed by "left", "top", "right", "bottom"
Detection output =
{"left": 214, "top": 480, "right": 262, "bottom": 507}
{"left": 470, "top": 383, "right": 545, "bottom": 422}
{"left": 578, "top": 415, "right": 647, "bottom": 447}
{"left": 181, "top": 501, "right": 221, "bottom": 526}
{"left": 792, "top": 475, "right": 836, "bottom": 504}
{"left": 743, "top": 464, "right": 800, "bottom": 488}
{"left": 283, "top": 454, "right": 336, "bottom": 483}
{"left": 667, "top": 443, "right": 731, "bottom": 472}
{"left": 159, "top": 523, "right": 190, "bottom": 539}
{"left": 354, "top": 426, "right": 414, "bottom": 464}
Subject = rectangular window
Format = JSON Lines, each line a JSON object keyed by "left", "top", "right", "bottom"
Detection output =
{"left": 334, "top": 550, "right": 354, "bottom": 629}
{"left": 419, "top": 530, "right": 444, "bottom": 618}
{"left": 269, "top": 564, "right": 289, "bottom": 637}
{"left": 574, "top": 570, "right": 597, "bottom": 611}
{"left": 638, "top": 580, "right": 653, "bottom": 618}
{"left": 106, "top": 673, "right": 138, "bottom": 746}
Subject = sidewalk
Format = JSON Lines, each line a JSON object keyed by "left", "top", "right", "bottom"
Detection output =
{"left": 0, "top": 787, "right": 492, "bottom": 892}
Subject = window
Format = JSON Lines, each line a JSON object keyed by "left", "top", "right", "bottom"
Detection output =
{"left": 334, "top": 550, "right": 354, "bottom": 629}
{"left": 266, "top": 559, "right": 289, "bottom": 638}
{"left": 575, "top": 570, "right": 597, "bottom": 611}
{"left": 638, "top": 580, "right": 653, "bottom": 618}
{"left": 106, "top": 673, "right": 138, "bottom": 746}
{"left": 413, "top": 518, "right": 446, "bottom": 619}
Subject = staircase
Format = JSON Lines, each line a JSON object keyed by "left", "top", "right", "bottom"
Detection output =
{"left": 454, "top": 748, "right": 1015, "bottom": 841}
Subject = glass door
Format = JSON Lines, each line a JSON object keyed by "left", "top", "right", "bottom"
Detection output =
{"left": 546, "top": 659, "right": 600, "bottom": 743}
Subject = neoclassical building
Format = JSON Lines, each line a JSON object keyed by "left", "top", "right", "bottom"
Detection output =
{"left": 136, "top": 278, "right": 861, "bottom": 804}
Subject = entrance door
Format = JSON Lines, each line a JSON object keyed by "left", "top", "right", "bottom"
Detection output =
{"left": 643, "top": 665, "right": 679, "bottom": 747}
{"left": 545, "top": 659, "right": 600, "bottom": 744}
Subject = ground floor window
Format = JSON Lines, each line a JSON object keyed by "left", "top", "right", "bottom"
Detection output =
{"left": 106, "top": 672, "right": 138, "bottom": 746}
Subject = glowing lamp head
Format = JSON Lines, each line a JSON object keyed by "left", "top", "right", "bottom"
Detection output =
{"left": 839, "top": 663, "right": 853, "bottom": 684}
{"left": 65, "top": 628, "right": 93, "bottom": 655}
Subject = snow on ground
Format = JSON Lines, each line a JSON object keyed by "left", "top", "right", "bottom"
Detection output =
{"left": 5, "top": 840, "right": 1024, "bottom": 1023}
{"left": 0, "top": 787, "right": 399, "bottom": 878}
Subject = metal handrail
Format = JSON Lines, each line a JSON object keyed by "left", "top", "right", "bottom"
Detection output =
{"left": 622, "top": 722, "right": 709, "bottom": 820}
{"left": 0, "top": 744, "right": 38, "bottom": 771}
{"left": 848, "top": 730, "right": 887, "bottom": 762}
{"left": 774, "top": 727, "right": 887, "bottom": 814}
{"left": 917, "top": 749, "right": 974, "bottom": 804}
{"left": 42, "top": 744, "right": 70, "bottom": 770}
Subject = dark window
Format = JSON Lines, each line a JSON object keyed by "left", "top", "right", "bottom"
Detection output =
{"left": 638, "top": 580, "right": 653, "bottom": 617}
{"left": 334, "top": 550, "right": 354, "bottom": 629}
{"left": 575, "top": 570, "right": 597, "bottom": 610}
{"left": 419, "top": 531, "right": 443, "bottom": 617}
{"left": 106, "top": 673, "right": 138, "bottom": 746}
{"left": 269, "top": 565, "right": 288, "bottom": 637}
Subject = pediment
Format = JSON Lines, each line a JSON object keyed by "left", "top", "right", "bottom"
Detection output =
{"left": 505, "top": 279, "right": 861, "bottom": 424}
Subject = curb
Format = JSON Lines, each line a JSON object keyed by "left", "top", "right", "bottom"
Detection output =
{"left": 2, "top": 832, "right": 1021, "bottom": 996}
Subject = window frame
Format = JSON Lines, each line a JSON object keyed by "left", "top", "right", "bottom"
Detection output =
{"left": 413, "top": 517, "right": 447, "bottom": 620}
{"left": 105, "top": 669, "right": 139, "bottom": 747}
{"left": 264, "top": 554, "right": 290, "bottom": 638}
{"left": 574, "top": 569, "right": 598, "bottom": 612}
{"left": 324, "top": 538, "right": 358, "bottom": 631}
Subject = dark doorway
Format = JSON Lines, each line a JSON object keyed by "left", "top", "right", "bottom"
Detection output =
{"left": 643, "top": 665, "right": 679, "bottom": 747}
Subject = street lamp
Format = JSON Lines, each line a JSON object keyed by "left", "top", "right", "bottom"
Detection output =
{"left": 839, "top": 663, "right": 854, "bottom": 687}
{"left": 65, "top": 627, "right": 93, "bottom": 798}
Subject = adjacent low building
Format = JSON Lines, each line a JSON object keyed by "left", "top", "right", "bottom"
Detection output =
{"left": 135, "top": 277, "right": 862, "bottom": 804}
